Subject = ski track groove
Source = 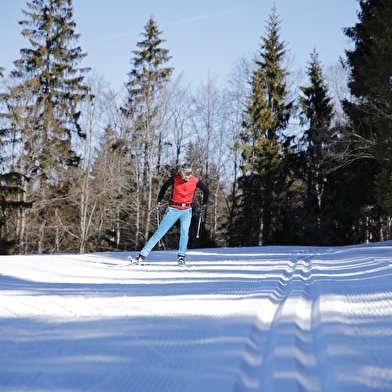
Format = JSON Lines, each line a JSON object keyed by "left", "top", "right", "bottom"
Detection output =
{"left": 234, "top": 255, "right": 346, "bottom": 392}
{"left": 235, "top": 257, "right": 311, "bottom": 391}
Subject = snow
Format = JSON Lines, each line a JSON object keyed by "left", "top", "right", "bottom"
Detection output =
{"left": 1, "top": 243, "right": 392, "bottom": 391}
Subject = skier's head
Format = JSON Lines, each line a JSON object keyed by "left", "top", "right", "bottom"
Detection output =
{"left": 180, "top": 163, "right": 193, "bottom": 181}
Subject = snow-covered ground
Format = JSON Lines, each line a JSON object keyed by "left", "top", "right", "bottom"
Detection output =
{"left": 1, "top": 242, "right": 392, "bottom": 392}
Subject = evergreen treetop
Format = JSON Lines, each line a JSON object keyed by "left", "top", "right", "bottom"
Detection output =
{"left": 125, "top": 16, "right": 173, "bottom": 111}
{"left": 11, "top": 0, "right": 91, "bottom": 179}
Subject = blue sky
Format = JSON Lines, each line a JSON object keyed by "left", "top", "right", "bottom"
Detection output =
{"left": 1, "top": 0, "right": 359, "bottom": 91}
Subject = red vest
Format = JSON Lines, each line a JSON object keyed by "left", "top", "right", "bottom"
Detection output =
{"left": 171, "top": 174, "right": 199, "bottom": 209}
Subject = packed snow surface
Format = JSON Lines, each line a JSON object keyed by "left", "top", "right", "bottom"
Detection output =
{"left": 1, "top": 243, "right": 392, "bottom": 391}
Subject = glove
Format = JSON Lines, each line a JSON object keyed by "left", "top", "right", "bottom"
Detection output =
{"left": 155, "top": 201, "right": 161, "bottom": 211}
{"left": 199, "top": 204, "right": 207, "bottom": 219}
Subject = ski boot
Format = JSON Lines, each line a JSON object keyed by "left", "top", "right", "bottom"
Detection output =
{"left": 177, "top": 255, "right": 186, "bottom": 266}
{"left": 127, "top": 254, "right": 145, "bottom": 265}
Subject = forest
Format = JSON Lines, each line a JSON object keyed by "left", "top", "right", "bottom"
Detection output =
{"left": 1, "top": 0, "right": 392, "bottom": 255}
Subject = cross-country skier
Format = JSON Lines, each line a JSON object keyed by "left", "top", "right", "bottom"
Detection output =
{"left": 128, "top": 163, "right": 209, "bottom": 266}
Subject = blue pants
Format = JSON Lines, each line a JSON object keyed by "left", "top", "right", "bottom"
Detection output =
{"left": 140, "top": 207, "right": 192, "bottom": 258}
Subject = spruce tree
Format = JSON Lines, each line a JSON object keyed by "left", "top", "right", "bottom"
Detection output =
{"left": 13, "top": 0, "right": 90, "bottom": 177}
{"left": 343, "top": 0, "right": 392, "bottom": 217}
{"left": 298, "top": 50, "right": 334, "bottom": 243}
{"left": 235, "top": 7, "right": 293, "bottom": 246}
{"left": 9, "top": 0, "right": 90, "bottom": 253}
{"left": 121, "top": 16, "right": 173, "bottom": 249}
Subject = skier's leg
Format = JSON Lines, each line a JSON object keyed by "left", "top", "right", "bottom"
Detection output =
{"left": 178, "top": 208, "right": 192, "bottom": 257}
{"left": 139, "top": 207, "right": 181, "bottom": 257}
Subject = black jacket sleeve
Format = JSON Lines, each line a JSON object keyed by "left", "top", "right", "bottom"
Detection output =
{"left": 197, "top": 180, "right": 209, "bottom": 205}
{"left": 156, "top": 177, "right": 173, "bottom": 202}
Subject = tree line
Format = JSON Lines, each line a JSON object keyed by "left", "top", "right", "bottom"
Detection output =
{"left": 1, "top": 0, "right": 391, "bottom": 255}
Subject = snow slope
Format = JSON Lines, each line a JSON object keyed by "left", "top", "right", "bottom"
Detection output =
{"left": 0, "top": 243, "right": 392, "bottom": 391}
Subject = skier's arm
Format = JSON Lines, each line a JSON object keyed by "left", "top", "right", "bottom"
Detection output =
{"left": 157, "top": 177, "right": 174, "bottom": 202}
{"left": 196, "top": 180, "right": 209, "bottom": 205}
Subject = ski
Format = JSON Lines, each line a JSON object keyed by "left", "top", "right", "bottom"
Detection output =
{"left": 109, "top": 260, "right": 192, "bottom": 268}
{"left": 110, "top": 263, "right": 192, "bottom": 268}
{"left": 109, "top": 262, "right": 150, "bottom": 268}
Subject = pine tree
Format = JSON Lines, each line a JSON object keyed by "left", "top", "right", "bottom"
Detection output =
{"left": 235, "top": 7, "right": 293, "bottom": 246}
{"left": 298, "top": 50, "right": 334, "bottom": 243}
{"left": 121, "top": 16, "right": 173, "bottom": 249}
{"left": 8, "top": 0, "right": 91, "bottom": 253}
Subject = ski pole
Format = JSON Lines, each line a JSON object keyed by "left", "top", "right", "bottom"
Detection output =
{"left": 156, "top": 207, "right": 160, "bottom": 226}
{"left": 196, "top": 201, "right": 206, "bottom": 239}
{"left": 156, "top": 205, "right": 163, "bottom": 248}
{"left": 196, "top": 215, "right": 202, "bottom": 238}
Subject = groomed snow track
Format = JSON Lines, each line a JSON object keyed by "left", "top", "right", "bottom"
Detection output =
{"left": 0, "top": 244, "right": 392, "bottom": 391}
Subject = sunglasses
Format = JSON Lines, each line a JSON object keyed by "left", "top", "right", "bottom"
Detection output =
{"left": 182, "top": 170, "right": 192, "bottom": 176}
